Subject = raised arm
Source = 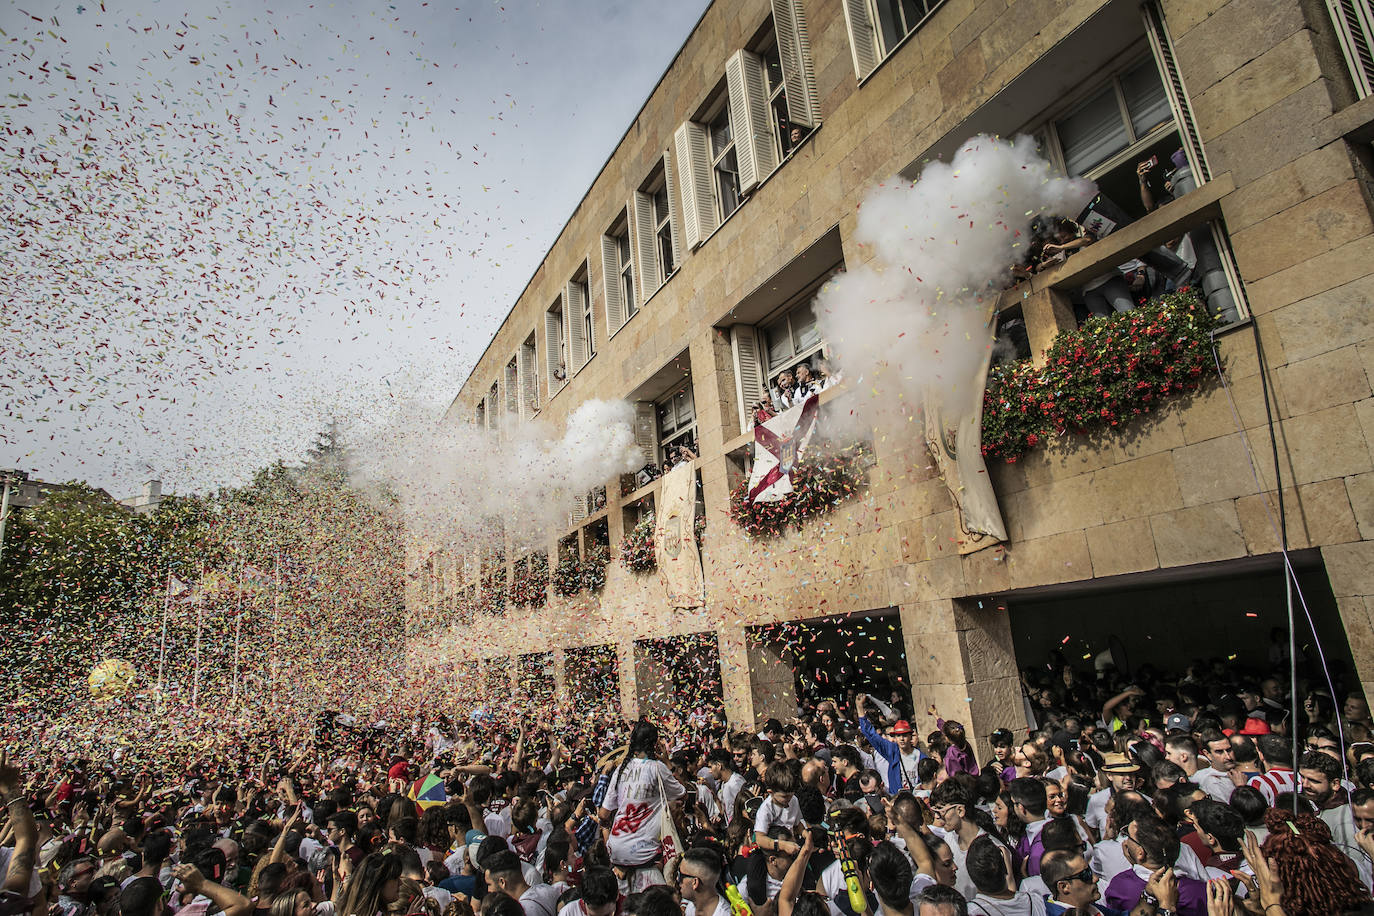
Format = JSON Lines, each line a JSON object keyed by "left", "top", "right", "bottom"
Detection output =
{"left": 1, "top": 751, "right": 37, "bottom": 895}
{"left": 173, "top": 864, "right": 253, "bottom": 916}
{"left": 778, "top": 828, "right": 817, "bottom": 916}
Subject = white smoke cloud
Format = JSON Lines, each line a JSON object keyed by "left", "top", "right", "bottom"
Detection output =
{"left": 356, "top": 398, "right": 645, "bottom": 552}
{"left": 815, "top": 135, "right": 1094, "bottom": 423}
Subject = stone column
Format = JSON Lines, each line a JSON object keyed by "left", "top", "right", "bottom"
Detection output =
{"left": 617, "top": 640, "right": 639, "bottom": 719}
{"left": 1019, "top": 287, "right": 1077, "bottom": 368}
{"left": 1321, "top": 541, "right": 1374, "bottom": 703}
{"left": 747, "top": 633, "right": 798, "bottom": 725}
{"left": 899, "top": 597, "right": 1022, "bottom": 761}
{"left": 718, "top": 627, "right": 755, "bottom": 728}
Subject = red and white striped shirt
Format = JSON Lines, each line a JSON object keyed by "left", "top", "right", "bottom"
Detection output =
{"left": 1248, "top": 767, "right": 1298, "bottom": 805}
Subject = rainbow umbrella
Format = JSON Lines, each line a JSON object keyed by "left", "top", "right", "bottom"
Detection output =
{"left": 408, "top": 773, "right": 447, "bottom": 815}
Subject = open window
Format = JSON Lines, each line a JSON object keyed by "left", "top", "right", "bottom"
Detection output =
{"left": 487, "top": 382, "right": 500, "bottom": 432}
{"left": 545, "top": 298, "right": 568, "bottom": 391}
{"left": 842, "top": 0, "right": 948, "bottom": 80}
{"left": 630, "top": 159, "right": 682, "bottom": 306}
{"left": 656, "top": 382, "right": 697, "bottom": 466}
{"left": 567, "top": 269, "right": 593, "bottom": 371}
{"left": 518, "top": 332, "right": 540, "bottom": 417}
{"left": 603, "top": 211, "right": 637, "bottom": 335}
{"left": 503, "top": 358, "right": 519, "bottom": 426}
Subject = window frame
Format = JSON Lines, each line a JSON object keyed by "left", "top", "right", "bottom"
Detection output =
{"left": 651, "top": 180, "right": 676, "bottom": 284}
{"left": 705, "top": 99, "right": 742, "bottom": 225}
{"left": 545, "top": 298, "right": 568, "bottom": 393}
{"left": 655, "top": 384, "right": 698, "bottom": 465}
{"left": 1038, "top": 53, "right": 1178, "bottom": 183}
{"left": 757, "top": 271, "right": 836, "bottom": 384}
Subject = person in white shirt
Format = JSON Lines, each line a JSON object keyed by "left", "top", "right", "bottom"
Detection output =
{"left": 483, "top": 849, "right": 561, "bottom": 916}
{"left": 963, "top": 835, "right": 1046, "bottom": 915}
{"left": 929, "top": 781, "right": 990, "bottom": 902}
{"left": 597, "top": 721, "right": 684, "bottom": 892}
{"left": 677, "top": 847, "right": 732, "bottom": 916}
{"left": 1190, "top": 729, "right": 1241, "bottom": 803}
{"left": 555, "top": 867, "right": 619, "bottom": 916}
{"left": 754, "top": 762, "right": 805, "bottom": 838}
{"left": 1085, "top": 757, "right": 1142, "bottom": 839}
{"left": 707, "top": 749, "right": 747, "bottom": 825}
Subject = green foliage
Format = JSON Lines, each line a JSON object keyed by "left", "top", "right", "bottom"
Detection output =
{"left": 981, "top": 290, "right": 1218, "bottom": 463}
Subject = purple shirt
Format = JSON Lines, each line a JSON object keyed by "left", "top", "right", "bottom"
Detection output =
{"left": 944, "top": 742, "right": 980, "bottom": 777}
{"left": 1105, "top": 865, "right": 1208, "bottom": 916}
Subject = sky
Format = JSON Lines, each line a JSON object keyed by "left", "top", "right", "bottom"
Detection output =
{"left": 0, "top": 0, "right": 711, "bottom": 499}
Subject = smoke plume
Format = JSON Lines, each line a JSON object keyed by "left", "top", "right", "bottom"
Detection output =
{"left": 815, "top": 135, "right": 1094, "bottom": 424}
{"left": 358, "top": 398, "right": 644, "bottom": 552}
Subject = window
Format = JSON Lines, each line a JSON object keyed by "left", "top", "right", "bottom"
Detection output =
{"left": 656, "top": 384, "right": 697, "bottom": 465}
{"left": 762, "top": 43, "right": 797, "bottom": 160}
{"left": 545, "top": 299, "right": 567, "bottom": 389}
{"left": 603, "top": 216, "right": 635, "bottom": 333}
{"left": 567, "top": 273, "right": 593, "bottom": 369}
{"left": 762, "top": 301, "right": 823, "bottom": 379}
{"left": 475, "top": 399, "right": 486, "bottom": 428}
{"left": 707, "top": 103, "right": 741, "bottom": 224}
{"left": 488, "top": 382, "right": 500, "bottom": 431}
{"left": 842, "top": 0, "right": 946, "bottom": 78}
{"left": 1327, "top": 0, "right": 1374, "bottom": 98}
{"left": 518, "top": 333, "right": 539, "bottom": 416}
{"left": 629, "top": 161, "right": 683, "bottom": 306}
{"left": 504, "top": 358, "right": 519, "bottom": 424}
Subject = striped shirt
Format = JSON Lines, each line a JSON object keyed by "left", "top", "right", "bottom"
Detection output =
{"left": 1248, "top": 767, "right": 1298, "bottom": 805}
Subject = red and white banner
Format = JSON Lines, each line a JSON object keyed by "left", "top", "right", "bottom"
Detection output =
{"left": 748, "top": 393, "right": 820, "bottom": 503}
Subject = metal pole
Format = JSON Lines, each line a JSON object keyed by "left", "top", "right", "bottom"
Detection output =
{"left": 232, "top": 582, "right": 244, "bottom": 707}
{"left": 156, "top": 569, "right": 171, "bottom": 712}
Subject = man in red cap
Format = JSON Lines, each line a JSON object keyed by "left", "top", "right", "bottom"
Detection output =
{"left": 855, "top": 694, "right": 926, "bottom": 793}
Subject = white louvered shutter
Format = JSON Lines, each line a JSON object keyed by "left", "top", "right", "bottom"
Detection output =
{"left": 661, "top": 151, "right": 684, "bottom": 266}
{"left": 771, "top": 0, "right": 821, "bottom": 128}
{"left": 842, "top": 0, "right": 880, "bottom": 79}
{"left": 566, "top": 281, "right": 588, "bottom": 370}
{"left": 633, "top": 401, "right": 659, "bottom": 465}
{"left": 1142, "top": 1, "right": 1212, "bottom": 183}
{"left": 632, "top": 192, "right": 658, "bottom": 301}
{"left": 674, "top": 121, "right": 717, "bottom": 250}
{"left": 545, "top": 309, "right": 564, "bottom": 388}
{"left": 504, "top": 363, "right": 518, "bottom": 421}
{"left": 1325, "top": 0, "right": 1374, "bottom": 97}
{"left": 569, "top": 493, "right": 587, "bottom": 527}
{"left": 726, "top": 49, "right": 778, "bottom": 196}
{"left": 730, "top": 326, "right": 768, "bottom": 434}
{"left": 519, "top": 343, "right": 538, "bottom": 417}
{"left": 600, "top": 235, "right": 625, "bottom": 333}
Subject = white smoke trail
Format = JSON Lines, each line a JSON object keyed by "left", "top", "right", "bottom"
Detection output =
{"left": 815, "top": 134, "right": 1095, "bottom": 425}
{"left": 357, "top": 398, "right": 644, "bottom": 552}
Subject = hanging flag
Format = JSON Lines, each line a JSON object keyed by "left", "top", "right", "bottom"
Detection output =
{"left": 168, "top": 576, "right": 193, "bottom": 602}
{"left": 748, "top": 393, "right": 821, "bottom": 503}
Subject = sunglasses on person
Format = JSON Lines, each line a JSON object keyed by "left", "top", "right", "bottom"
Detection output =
{"left": 1059, "top": 866, "right": 1095, "bottom": 887}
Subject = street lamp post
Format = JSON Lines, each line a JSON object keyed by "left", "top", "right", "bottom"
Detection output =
{"left": 0, "top": 469, "right": 29, "bottom": 563}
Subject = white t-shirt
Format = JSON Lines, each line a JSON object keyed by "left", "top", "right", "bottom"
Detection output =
{"left": 966, "top": 891, "right": 1047, "bottom": 915}
{"left": 754, "top": 796, "right": 803, "bottom": 834}
{"left": 719, "top": 772, "right": 746, "bottom": 824}
{"left": 932, "top": 825, "right": 987, "bottom": 901}
{"left": 519, "top": 883, "right": 562, "bottom": 916}
{"left": 684, "top": 898, "right": 731, "bottom": 916}
{"left": 602, "top": 758, "right": 684, "bottom": 867}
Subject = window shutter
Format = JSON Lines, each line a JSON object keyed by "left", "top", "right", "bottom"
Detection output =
{"left": 771, "top": 0, "right": 821, "bottom": 127}
{"left": 504, "top": 363, "right": 519, "bottom": 420}
{"left": 633, "top": 401, "right": 659, "bottom": 465}
{"left": 674, "top": 121, "right": 717, "bottom": 249}
{"left": 519, "top": 343, "right": 538, "bottom": 417}
{"left": 545, "top": 310, "right": 564, "bottom": 389}
{"left": 730, "top": 326, "right": 767, "bottom": 434}
{"left": 1142, "top": 1, "right": 1212, "bottom": 182}
{"left": 600, "top": 235, "right": 625, "bottom": 333}
{"left": 662, "top": 151, "right": 684, "bottom": 266}
{"left": 566, "top": 281, "right": 588, "bottom": 370}
{"left": 569, "top": 493, "right": 587, "bottom": 527}
{"left": 842, "top": 0, "right": 880, "bottom": 79}
{"left": 1325, "top": 0, "right": 1374, "bottom": 97}
{"left": 726, "top": 49, "right": 778, "bottom": 196}
{"left": 632, "top": 192, "right": 659, "bottom": 300}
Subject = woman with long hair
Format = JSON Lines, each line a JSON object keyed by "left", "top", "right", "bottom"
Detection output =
{"left": 335, "top": 852, "right": 403, "bottom": 916}
{"left": 597, "top": 719, "right": 684, "bottom": 892}
{"left": 1249, "top": 808, "right": 1374, "bottom": 915}
{"left": 269, "top": 889, "right": 315, "bottom": 916}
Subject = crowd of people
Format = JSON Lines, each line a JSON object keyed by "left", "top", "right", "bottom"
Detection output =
{"left": 4, "top": 651, "right": 1374, "bottom": 916}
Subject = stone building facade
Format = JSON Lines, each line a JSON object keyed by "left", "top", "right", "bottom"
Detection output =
{"left": 410, "top": 0, "right": 1374, "bottom": 749}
